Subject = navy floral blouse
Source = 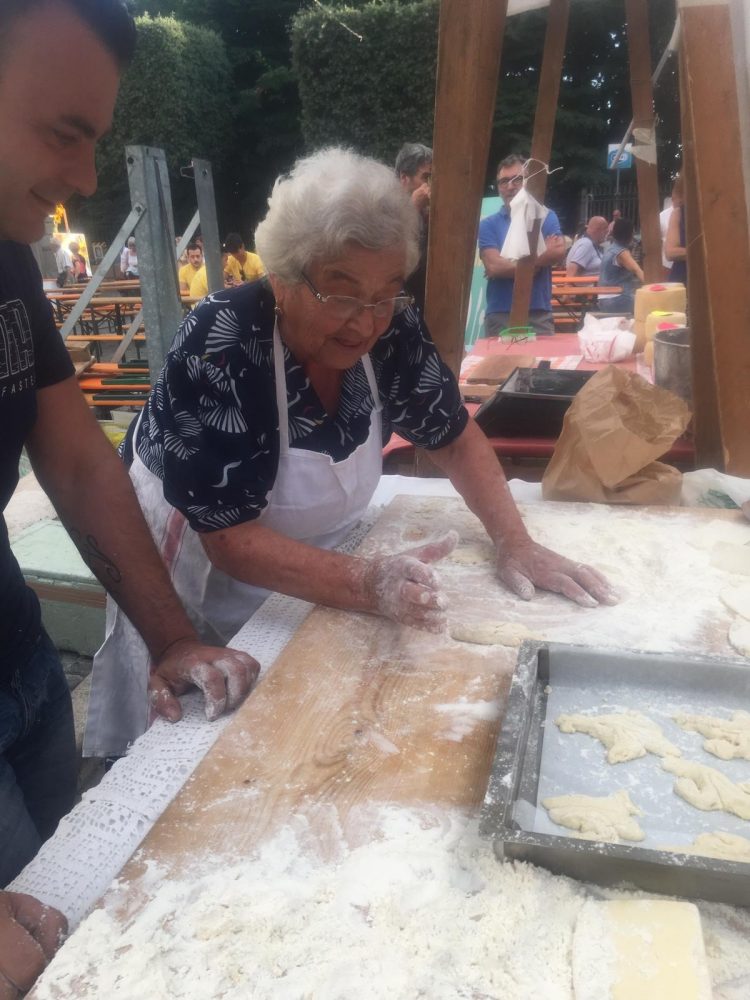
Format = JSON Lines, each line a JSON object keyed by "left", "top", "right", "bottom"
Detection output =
{"left": 132, "top": 280, "right": 468, "bottom": 532}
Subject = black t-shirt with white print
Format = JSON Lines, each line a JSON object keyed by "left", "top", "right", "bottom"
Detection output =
{"left": 0, "top": 241, "right": 73, "bottom": 677}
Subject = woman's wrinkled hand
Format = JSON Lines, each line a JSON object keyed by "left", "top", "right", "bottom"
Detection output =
{"left": 0, "top": 892, "right": 67, "bottom": 999}
{"left": 364, "top": 532, "right": 458, "bottom": 632}
{"left": 496, "top": 537, "right": 619, "bottom": 608}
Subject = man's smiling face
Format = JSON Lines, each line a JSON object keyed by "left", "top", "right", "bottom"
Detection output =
{"left": 0, "top": 2, "right": 120, "bottom": 242}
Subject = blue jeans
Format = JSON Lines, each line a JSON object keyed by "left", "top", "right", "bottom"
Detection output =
{"left": 0, "top": 631, "right": 77, "bottom": 886}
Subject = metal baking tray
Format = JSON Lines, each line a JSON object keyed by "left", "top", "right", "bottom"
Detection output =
{"left": 480, "top": 641, "right": 750, "bottom": 907}
{"left": 473, "top": 367, "right": 594, "bottom": 437}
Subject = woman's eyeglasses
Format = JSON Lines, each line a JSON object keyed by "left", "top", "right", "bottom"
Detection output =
{"left": 300, "top": 272, "right": 413, "bottom": 321}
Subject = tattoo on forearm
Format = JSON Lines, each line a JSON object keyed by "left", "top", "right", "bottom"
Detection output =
{"left": 69, "top": 530, "right": 122, "bottom": 584}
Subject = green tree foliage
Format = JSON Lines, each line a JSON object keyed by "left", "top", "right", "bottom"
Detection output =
{"left": 292, "top": 0, "right": 680, "bottom": 229}
{"left": 292, "top": 1, "right": 438, "bottom": 165}
{"left": 132, "top": 0, "right": 304, "bottom": 243}
{"left": 70, "top": 15, "right": 232, "bottom": 240}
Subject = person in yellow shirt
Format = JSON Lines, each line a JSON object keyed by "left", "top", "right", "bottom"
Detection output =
{"left": 223, "top": 250, "right": 243, "bottom": 286}
{"left": 189, "top": 251, "right": 243, "bottom": 299}
{"left": 178, "top": 242, "right": 203, "bottom": 293}
{"left": 225, "top": 231, "right": 265, "bottom": 281}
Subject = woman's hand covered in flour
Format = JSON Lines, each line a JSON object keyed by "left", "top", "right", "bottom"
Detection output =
{"left": 364, "top": 532, "right": 458, "bottom": 632}
{"left": 496, "top": 537, "right": 619, "bottom": 608}
{"left": 0, "top": 892, "right": 67, "bottom": 1000}
{"left": 149, "top": 640, "right": 261, "bottom": 723}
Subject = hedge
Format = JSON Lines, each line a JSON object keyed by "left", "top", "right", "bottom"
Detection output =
{"left": 291, "top": 1, "right": 439, "bottom": 166}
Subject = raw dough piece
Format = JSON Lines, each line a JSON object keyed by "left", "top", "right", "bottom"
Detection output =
{"left": 728, "top": 619, "right": 750, "bottom": 658}
{"left": 691, "top": 520, "right": 750, "bottom": 552}
{"left": 556, "top": 710, "right": 680, "bottom": 764}
{"left": 710, "top": 541, "right": 750, "bottom": 577}
{"left": 573, "top": 900, "right": 711, "bottom": 1000}
{"left": 449, "top": 621, "right": 540, "bottom": 647}
{"left": 662, "top": 756, "right": 750, "bottom": 820}
{"left": 542, "top": 789, "right": 645, "bottom": 843}
{"left": 661, "top": 831, "right": 750, "bottom": 864}
{"left": 674, "top": 710, "right": 750, "bottom": 761}
{"left": 447, "top": 543, "right": 495, "bottom": 566}
{"left": 719, "top": 581, "right": 750, "bottom": 620}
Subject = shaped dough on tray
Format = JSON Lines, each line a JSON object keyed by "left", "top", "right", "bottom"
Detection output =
{"left": 660, "top": 830, "right": 750, "bottom": 864}
{"left": 662, "top": 756, "right": 750, "bottom": 820}
{"left": 673, "top": 710, "right": 750, "bottom": 761}
{"left": 542, "top": 789, "right": 645, "bottom": 843}
{"left": 556, "top": 710, "right": 680, "bottom": 764}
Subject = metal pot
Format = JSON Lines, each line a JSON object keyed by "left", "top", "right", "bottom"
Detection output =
{"left": 653, "top": 326, "right": 692, "bottom": 403}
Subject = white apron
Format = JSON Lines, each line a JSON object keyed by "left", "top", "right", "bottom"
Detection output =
{"left": 84, "top": 324, "right": 383, "bottom": 757}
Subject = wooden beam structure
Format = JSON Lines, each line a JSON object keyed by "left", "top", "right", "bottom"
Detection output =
{"left": 425, "top": 0, "right": 509, "bottom": 377}
{"left": 678, "top": 41, "right": 722, "bottom": 470}
{"left": 508, "top": 0, "right": 571, "bottom": 329}
{"left": 679, "top": 0, "right": 750, "bottom": 473}
{"left": 624, "top": 0, "right": 662, "bottom": 283}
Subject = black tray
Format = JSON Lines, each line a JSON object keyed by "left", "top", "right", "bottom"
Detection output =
{"left": 474, "top": 366, "right": 594, "bottom": 437}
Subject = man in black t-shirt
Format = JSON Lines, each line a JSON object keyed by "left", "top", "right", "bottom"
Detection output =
{"left": 0, "top": 2, "right": 260, "bottom": 987}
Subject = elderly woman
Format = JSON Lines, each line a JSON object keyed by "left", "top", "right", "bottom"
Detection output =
{"left": 85, "top": 148, "right": 615, "bottom": 757}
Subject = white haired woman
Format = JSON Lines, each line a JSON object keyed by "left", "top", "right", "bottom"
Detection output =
{"left": 85, "top": 148, "right": 616, "bottom": 757}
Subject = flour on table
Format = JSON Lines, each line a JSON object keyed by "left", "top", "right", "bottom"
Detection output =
{"left": 450, "top": 621, "right": 541, "bottom": 647}
{"left": 434, "top": 697, "right": 501, "bottom": 742}
{"left": 556, "top": 710, "right": 680, "bottom": 764}
{"left": 720, "top": 582, "right": 750, "bottom": 621}
{"left": 447, "top": 543, "right": 495, "bottom": 566}
{"left": 32, "top": 804, "right": 750, "bottom": 999}
{"left": 32, "top": 808, "right": 585, "bottom": 1000}
{"left": 660, "top": 831, "right": 750, "bottom": 864}
{"left": 728, "top": 619, "right": 750, "bottom": 658}
{"left": 542, "top": 789, "right": 645, "bottom": 843}
{"left": 674, "top": 711, "right": 750, "bottom": 761}
{"left": 662, "top": 756, "right": 750, "bottom": 820}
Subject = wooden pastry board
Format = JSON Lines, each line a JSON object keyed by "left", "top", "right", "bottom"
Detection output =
{"left": 47, "top": 497, "right": 746, "bottom": 981}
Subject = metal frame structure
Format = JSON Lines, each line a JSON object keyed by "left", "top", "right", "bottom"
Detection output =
{"left": 60, "top": 145, "right": 223, "bottom": 378}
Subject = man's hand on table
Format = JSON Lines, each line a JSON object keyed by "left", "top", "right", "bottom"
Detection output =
{"left": 149, "top": 639, "right": 261, "bottom": 723}
{"left": 0, "top": 892, "right": 67, "bottom": 999}
{"left": 496, "top": 537, "right": 619, "bottom": 608}
{"left": 364, "top": 532, "right": 458, "bottom": 633}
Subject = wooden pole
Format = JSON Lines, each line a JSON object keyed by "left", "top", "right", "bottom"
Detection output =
{"left": 508, "top": 0, "right": 571, "bottom": 330}
{"left": 624, "top": 0, "right": 662, "bottom": 283}
{"left": 678, "top": 39, "right": 722, "bottom": 469}
{"left": 679, "top": 1, "right": 750, "bottom": 473}
{"left": 425, "top": 0, "right": 509, "bottom": 377}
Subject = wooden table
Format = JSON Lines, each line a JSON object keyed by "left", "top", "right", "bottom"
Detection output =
{"left": 384, "top": 334, "right": 695, "bottom": 470}
{"left": 551, "top": 284, "right": 623, "bottom": 325}
{"left": 42, "top": 497, "right": 748, "bottom": 996}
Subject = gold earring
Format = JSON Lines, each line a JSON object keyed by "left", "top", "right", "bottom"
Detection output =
{"left": 274, "top": 304, "right": 283, "bottom": 317}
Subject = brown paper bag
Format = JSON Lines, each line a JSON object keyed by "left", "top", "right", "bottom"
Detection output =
{"left": 542, "top": 366, "right": 691, "bottom": 505}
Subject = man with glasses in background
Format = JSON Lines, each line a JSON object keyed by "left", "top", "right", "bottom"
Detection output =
{"left": 478, "top": 153, "right": 565, "bottom": 336}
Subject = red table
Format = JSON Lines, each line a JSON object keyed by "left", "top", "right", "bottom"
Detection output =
{"left": 383, "top": 333, "right": 694, "bottom": 469}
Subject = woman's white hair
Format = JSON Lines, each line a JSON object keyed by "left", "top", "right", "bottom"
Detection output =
{"left": 255, "top": 147, "right": 421, "bottom": 283}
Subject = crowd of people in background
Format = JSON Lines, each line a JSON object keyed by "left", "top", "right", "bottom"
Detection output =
{"left": 112, "top": 148, "right": 682, "bottom": 335}
{"left": 120, "top": 230, "right": 267, "bottom": 298}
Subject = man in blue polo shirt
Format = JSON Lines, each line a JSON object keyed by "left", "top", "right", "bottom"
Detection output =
{"left": 478, "top": 154, "right": 565, "bottom": 336}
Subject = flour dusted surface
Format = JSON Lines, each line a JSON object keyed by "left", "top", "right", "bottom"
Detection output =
{"left": 35, "top": 806, "right": 750, "bottom": 1000}
{"left": 36, "top": 808, "right": 583, "bottom": 1000}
